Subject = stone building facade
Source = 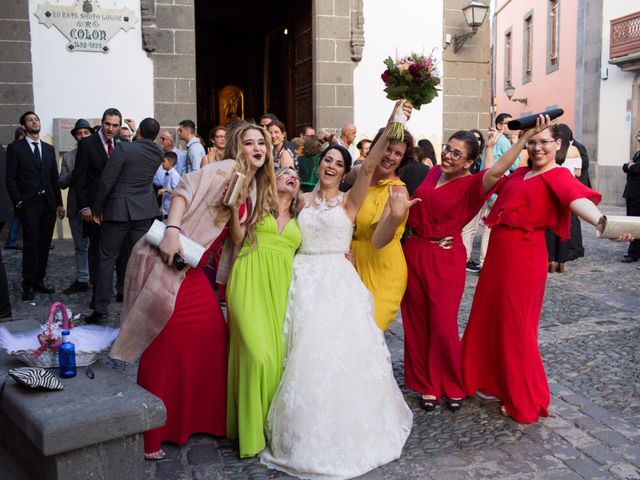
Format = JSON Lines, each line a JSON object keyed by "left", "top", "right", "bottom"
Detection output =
{"left": 1, "top": 0, "right": 491, "bottom": 148}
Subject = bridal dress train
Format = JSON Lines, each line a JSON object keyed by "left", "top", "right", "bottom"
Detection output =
{"left": 259, "top": 195, "right": 413, "bottom": 480}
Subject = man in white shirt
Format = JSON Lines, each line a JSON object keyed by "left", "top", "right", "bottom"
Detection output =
{"left": 177, "top": 119, "right": 205, "bottom": 175}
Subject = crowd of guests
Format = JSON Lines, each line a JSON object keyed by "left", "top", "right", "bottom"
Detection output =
{"left": 0, "top": 103, "right": 636, "bottom": 478}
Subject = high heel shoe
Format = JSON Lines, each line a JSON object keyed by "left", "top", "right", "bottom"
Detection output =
{"left": 548, "top": 261, "right": 557, "bottom": 273}
{"left": 556, "top": 262, "right": 565, "bottom": 273}
{"left": 420, "top": 395, "right": 437, "bottom": 412}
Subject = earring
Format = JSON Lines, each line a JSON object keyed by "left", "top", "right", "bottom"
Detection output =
{"left": 292, "top": 197, "right": 298, "bottom": 207}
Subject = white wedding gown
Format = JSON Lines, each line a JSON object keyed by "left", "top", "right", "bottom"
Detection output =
{"left": 259, "top": 196, "right": 413, "bottom": 480}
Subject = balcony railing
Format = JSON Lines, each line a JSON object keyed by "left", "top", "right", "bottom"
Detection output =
{"left": 610, "top": 11, "right": 640, "bottom": 59}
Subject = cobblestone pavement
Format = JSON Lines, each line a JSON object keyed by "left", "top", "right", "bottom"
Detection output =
{"left": 1, "top": 205, "right": 639, "bottom": 479}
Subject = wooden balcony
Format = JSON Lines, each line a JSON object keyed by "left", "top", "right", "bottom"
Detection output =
{"left": 609, "top": 11, "right": 640, "bottom": 71}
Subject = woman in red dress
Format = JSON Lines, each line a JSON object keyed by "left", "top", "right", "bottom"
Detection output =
{"left": 110, "top": 124, "right": 277, "bottom": 459}
{"left": 401, "top": 129, "right": 525, "bottom": 412}
{"left": 461, "top": 117, "right": 627, "bottom": 424}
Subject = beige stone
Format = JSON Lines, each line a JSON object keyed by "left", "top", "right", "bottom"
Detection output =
{"left": 336, "top": 84, "right": 354, "bottom": 107}
{"left": 316, "top": 39, "right": 336, "bottom": 62}
{"left": 315, "top": 84, "right": 336, "bottom": 107}
{"left": 315, "top": 15, "right": 351, "bottom": 41}
{"left": 315, "top": 106, "right": 354, "bottom": 130}
{"left": 175, "top": 79, "right": 196, "bottom": 104}
{"left": 315, "top": 61, "right": 354, "bottom": 85}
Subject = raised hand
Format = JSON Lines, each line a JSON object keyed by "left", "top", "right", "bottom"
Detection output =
{"left": 485, "top": 128, "right": 499, "bottom": 148}
{"left": 388, "top": 185, "right": 421, "bottom": 219}
{"left": 523, "top": 114, "right": 553, "bottom": 142}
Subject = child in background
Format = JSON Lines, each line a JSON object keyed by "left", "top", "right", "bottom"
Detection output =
{"left": 157, "top": 151, "right": 181, "bottom": 219}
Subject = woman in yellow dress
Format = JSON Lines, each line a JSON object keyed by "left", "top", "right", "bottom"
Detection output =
{"left": 351, "top": 128, "right": 419, "bottom": 330}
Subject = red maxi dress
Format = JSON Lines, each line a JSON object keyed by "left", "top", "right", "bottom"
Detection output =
{"left": 402, "top": 166, "right": 492, "bottom": 401}
{"left": 461, "top": 167, "right": 601, "bottom": 423}
{"left": 137, "top": 230, "right": 230, "bottom": 453}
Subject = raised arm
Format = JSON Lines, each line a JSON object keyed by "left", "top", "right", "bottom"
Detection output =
{"left": 482, "top": 114, "right": 551, "bottom": 194}
{"left": 344, "top": 101, "right": 412, "bottom": 219}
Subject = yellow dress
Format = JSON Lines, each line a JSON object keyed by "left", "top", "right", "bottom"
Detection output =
{"left": 351, "top": 178, "right": 408, "bottom": 331}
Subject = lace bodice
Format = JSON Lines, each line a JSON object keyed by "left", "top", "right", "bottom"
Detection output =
{"left": 297, "top": 195, "right": 354, "bottom": 255}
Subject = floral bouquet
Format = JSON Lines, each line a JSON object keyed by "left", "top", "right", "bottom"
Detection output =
{"left": 381, "top": 52, "right": 441, "bottom": 142}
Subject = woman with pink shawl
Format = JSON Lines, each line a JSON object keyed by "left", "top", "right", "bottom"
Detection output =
{"left": 110, "top": 124, "right": 278, "bottom": 460}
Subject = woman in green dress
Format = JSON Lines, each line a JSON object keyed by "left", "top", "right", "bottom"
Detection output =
{"left": 226, "top": 166, "right": 303, "bottom": 457}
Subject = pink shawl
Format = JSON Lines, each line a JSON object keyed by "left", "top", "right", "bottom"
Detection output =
{"left": 110, "top": 160, "right": 252, "bottom": 361}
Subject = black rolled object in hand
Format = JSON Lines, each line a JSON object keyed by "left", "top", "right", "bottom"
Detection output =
{"left": 507, "top": 108, "right": 564, "bottom": 130}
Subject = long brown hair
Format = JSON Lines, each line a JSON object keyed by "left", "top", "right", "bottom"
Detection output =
{"left": 215, "top": 124, "right": 278, "bottom": 251}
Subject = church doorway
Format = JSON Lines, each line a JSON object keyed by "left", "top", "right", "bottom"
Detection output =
{"left": 194, "top": 0, "right": 312, "bottom": 140}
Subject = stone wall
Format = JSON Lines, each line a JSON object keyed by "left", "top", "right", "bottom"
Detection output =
{"left": 0, "top": 0, "right": 34, "bottom": 145}
{"left": 143, "top": 0, "right": 197, "bottom": 137}
{"left": 575, "top": 0, "right": 605, "bottom": 199}
{"left": 312, "top": 0, "right": 356, "bottom": 132}
{"left": 442, "top": 0, "right": 491, "bottom": 140}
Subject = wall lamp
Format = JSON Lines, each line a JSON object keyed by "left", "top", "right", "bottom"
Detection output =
{"left": 504, "top": 83, "right": 528, "bottom": 105}
{"left": 451, "top": 1, "right": 490, "bottom": 53}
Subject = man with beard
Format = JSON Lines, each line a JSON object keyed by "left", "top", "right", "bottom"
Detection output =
{"left": 6, "top": 111, "right": 64, "bottom": 300}
{"left": 74, "top": 108, "right": 127, "bottom": 307}
{"left": 59, "top": 119, "right": 94, "bottom": 294}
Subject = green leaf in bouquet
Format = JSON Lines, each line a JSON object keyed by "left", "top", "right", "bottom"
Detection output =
{"left": 386, "top": 85, "right": 410, "bottom": 96}
{"left": 403, "top": 73, "right": 414, "bottom": 83}
{"left": 384, "top": 56, "right": 395, "bottom": 70}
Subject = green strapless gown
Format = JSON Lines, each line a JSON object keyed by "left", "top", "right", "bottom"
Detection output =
{"left": 226, "top": 214, "right": 301, "bottom": 457}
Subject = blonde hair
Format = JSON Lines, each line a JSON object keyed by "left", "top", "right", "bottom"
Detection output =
{"left": 215, "top": 124, "right": 277, "bottom": 251}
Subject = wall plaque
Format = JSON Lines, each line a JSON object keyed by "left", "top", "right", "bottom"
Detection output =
{"left": 34, "top": 0, "right": 138, "bottom": 53}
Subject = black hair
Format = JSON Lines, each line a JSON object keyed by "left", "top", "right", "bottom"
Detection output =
{"left": 495, "top": 113, "right": 512, "bottom": 127}
{"left": 19, "top": 111, "right": 39, "bottom": 127}
{"left": 319, "top": 145, "right": 352, "bottom": 173}
{"left": 14, "top": 126, "right": 26, "bottom": 141}
{"left": 101, "top": 108, "right": 122, "bottom": 124}
{"left": 163, "top": 151, "right": 178, "bottom": 165}
{"left": 356, "top": 138, "right": 371, "bottom": 150}
{"left": 139, "top": 117, "right": 160, "bottom": 140}
{"left": 260, "top": 113, "right": 279, "bottom": 123}
{"left": 470, "top": 129, "right": 486, "bottom": 152}
{"left": 553, "top": 124, "right": 570, "bottom": 165}
{"left": 447, "top": 131, "right": 480, "bottom": 161}
{"left": 417, "top": 138, "right": 437, "bottom": 164}
{"left": 178, "top": 119, "right": 196, "bottom": 133}
{"left": 300, "top": 125, "right": 314, "bottom": 136}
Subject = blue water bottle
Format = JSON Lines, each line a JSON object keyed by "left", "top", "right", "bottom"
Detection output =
{"left": 58, "top": 330, "right": 77, "bottom": 378}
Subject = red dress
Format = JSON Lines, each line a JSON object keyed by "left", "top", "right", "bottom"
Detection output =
{"left": 402, "top": 166, "right": 491, "bottom": 401}
{"left": 461, "top": 167, "right": 601, "bottom": 423}
{"left": 137, "top": 231, "right": 229, "bottom": 453}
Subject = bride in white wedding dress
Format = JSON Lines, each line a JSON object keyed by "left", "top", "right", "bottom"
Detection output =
{"left": 259, "top": 103, "right": 413, "bottom": 480}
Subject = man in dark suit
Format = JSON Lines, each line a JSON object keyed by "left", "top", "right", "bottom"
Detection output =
{"left": 6, "top": 111, "right": 65, "bottom": 300}
{"left": 87, "top": 117, "right": 164, "bottom": 322}
{"left": 622, "top": 129, "right": 640, "bottom": 263}
{"left": 74, "top": 108, "right": 127, "bottom": 306}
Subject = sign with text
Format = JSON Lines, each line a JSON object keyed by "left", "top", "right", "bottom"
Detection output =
{"left": 34, "top": 0, "right": 138, "bottom": 53}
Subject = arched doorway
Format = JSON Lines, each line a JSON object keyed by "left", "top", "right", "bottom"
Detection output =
{"left": 194, "top": 0, "right": 312, "bottom": 139}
